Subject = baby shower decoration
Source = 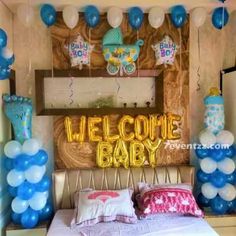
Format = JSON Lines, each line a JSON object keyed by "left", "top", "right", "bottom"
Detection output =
{"left": 152, "top": 35, "right": 178, "bottom": 66}
{"left": 102, "top": 28, "right": 144, "bottom": 75}
{"left": 196, "top": 88, "right": 236, "bottom": 214}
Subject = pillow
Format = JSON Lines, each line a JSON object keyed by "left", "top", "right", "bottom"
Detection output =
{"left": 136, "top": 183, "right": 203, "bottom": 218}
{"left": 71, "top": 188, "right": 137, "bottom": 228}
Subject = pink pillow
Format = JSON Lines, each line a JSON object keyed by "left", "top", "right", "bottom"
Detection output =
{"left": 71, "top": 188, "right": 137, "bottom": 228}
{"left": 136, "top": 183, "right": 204, "bottom": 218}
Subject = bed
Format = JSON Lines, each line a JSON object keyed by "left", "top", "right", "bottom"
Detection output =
{"left": 47, "top": 166, "right": 219, "bottom": 236}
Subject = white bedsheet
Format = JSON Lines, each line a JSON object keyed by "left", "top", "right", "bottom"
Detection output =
{"left": 47, "top": 210, "right": 219, "bottom": 236}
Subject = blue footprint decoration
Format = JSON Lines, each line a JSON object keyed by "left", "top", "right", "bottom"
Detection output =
{"left": 2, "top": 94, "right": 32, "bottom": 144}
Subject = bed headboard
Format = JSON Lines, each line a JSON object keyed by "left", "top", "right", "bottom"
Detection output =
{"left": 52, "top": 166, "right": 195, "bottom": 210}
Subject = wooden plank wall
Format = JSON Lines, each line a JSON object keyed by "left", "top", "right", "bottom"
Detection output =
{"left": 51, "top": 13, "right": 189, "bottom": 169}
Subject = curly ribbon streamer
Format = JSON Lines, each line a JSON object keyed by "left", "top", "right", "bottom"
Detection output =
{"left": 196, "top": 28, "right": 201, "bottom": 91}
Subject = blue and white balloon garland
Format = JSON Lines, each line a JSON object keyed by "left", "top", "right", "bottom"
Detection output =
{"left": 196, "top": 88, "right": 236, "bottom": 214}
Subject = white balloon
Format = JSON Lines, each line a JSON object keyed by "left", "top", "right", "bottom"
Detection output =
{"left": 16, "top": 3, "right": 35, "bottom": 27}
{"left": 63, "top": 5, "right": 79, "bottom": 29}
{"left": 7, "top": 170, "right": 25, "bottom": 187}
{"left": 200, "top": 158, "right": 217, "bottom": 174}
{"left": 148, "top": 7, "right": 165, "bottom": 29}
{"left": 11, "top": 197, "right": 29, "bottom": 214}
{"left": 107, "top": 7, "right": 123, "bottom": 28}
{"left": 217, "top": 158, "right": 235, "bottom": 174}
{"left": 25, "top": 165, "right": 46, "bottom": 184}
{"left": 216, "top": 130, "right": 235, "bottom": 147}
{"left": 29, "top": 192, "right": 47, "bottom": 211}
{"left": 4, "top": 140, "right": 22, "bottom": 158}
{"left": 218, "top": 183, "right": 236, "bottom": 201}
{"left": 22, "top": 138, "right": 41, "bottom": 156}
{"left": 201, "top": 183, "right": 218, "bottom": 199}
{"left": 199, "top": 129, "right": 216, "bottom": 147}
{"left": 191, "top": 7, "right": 207, "bottom": 28}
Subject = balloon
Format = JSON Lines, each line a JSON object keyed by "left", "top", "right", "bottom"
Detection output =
{"left": 84, "top": 5, "right": 100, "bottom": 28}
{"left": 7, "top": 170, "right": 25, "bottom": 187}
{"left": 197, "top": 193, "right": 210, "bottom": 207}
{"left": 103, "top": 116, "right": 119, "bottom": 142}
{"left": 226, "top": 172, "right": 236, "bottom": 185}
{"left": 4, "top": 140, "right": 22, "bottom": 158}
{"left": 8, "top": 186, "right": 17, "bottom": 197}
{"left": 38, "top": 203, "right": 53, "bottom": 221}
{"left": 200, "top": 158, "right": 217, "bottom": 174}
{"left": 17, "top": 182, "right": 36, "bottom": 200}
{"left": 22, "top": 138, "right": 41, "bottom": 156}
{"left": 191, "top": 7, "right": 207, "bottom": 28}
{"left": 212, "top": 7, "right": 229, "bottom": 30}
{"left": 135, "top": 115, "right": 149, "bottom": 141}
{"left": 217, "top": 158, "right": 235, "bottom": 174}
{"left": 25, "top": 165, "right": 46, "bottom": 184}
{"left": 201, "top": 183, "right": 218, "bottom": 199}
{"left": 96, "top": 142, "right": 113, "bottom": 168}
{"left": 118, "top": 115, "right": 135, "bottom": 141}
{"left": 88, "top": 117, "right": 102, "bottom": 142}
{"left": 4, "top": 157, "right": 14, "bottom": 171}
{"left": 21, "top": 208, "right": 39, "bottom": 229}
{"left": 195, "top": 146, "right": 209, "bottom": 159}
{"left": 40, "top": 4, "right": 56, "bottom": 27}
{"left": 130, "top": 140, "right": 145, "bottom": 167}
{"left": 29, "top": 192, "right": 47, "bottom": 211}
{"left": 11, "top": 212, "right": 21, "bottom": 225}
{"left": 218, "top": 183, "right": 236, "bottom": 201}
{"left": 199, "top": 130, "right": 216, "bottom": 148}
{"left": 209, "top": 146, "right": 225, "bottom": 162}
{"left": 107, "top": 7, "right": 123, "bottom": 28}
{"left": 216, "top": 130, "right": 234, "bottom": 146}
{"left": 0, "top": 28, "right": 7, "bottom": 48}
{"left": 36, "top": 176, "right": 51, "bottom": 192}
{"left": 197, "top": 169, "right": 210, "bottom": 183}
{"left": 11, "top": 197, "right": 29, "bottom": 214}
{"left": 227, "top": 200, "right": 236, "bottom": 213}
{"left": 225, "top": 145, "right": 236, "bottom": 158}
{"left": 210, "top": 196, "right": 228, "bottom": 215}
{"left": 13, "top": 154, "right": 32, "bottom": 171}
{"left": 167, "top": 113, "right": 182, "bottom": 140}
{"left": 1, "top": 47, "right": 15, "bottom": 65}
{"left": 33, "top": 149, "right": 48, "bottom": 166}
{"left": 148, "top": 7, "right": 165, "bottom": 29}
{"left": 170, "top": 5, "right": 187, "bottom": 28}
{"left": 113, "top": 139, "right": 129, "bottom": 168}
{"left": 128, "top": 7, "right": 144, "bottom": 30}
{"left": 63, "top": 5, "right": 79, "bottom": 29}
{"left": 16, "top": 4, "right": 35, "bottom": 27}
{"left": 210, "top": 170, "right": 226, "bottom": 188}
{"left": 0, "top": 65, "right": 10, "bottom": 80}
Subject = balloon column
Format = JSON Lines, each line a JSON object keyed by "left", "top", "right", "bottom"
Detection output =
{"left": 2, "top": 95, "right": 52, "bottom": 228}
{"left": 196, "top": 88, "right": 236, "bottom": 215}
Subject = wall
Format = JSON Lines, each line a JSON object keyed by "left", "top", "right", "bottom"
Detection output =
{"left": 0, "top": 2, "right": 13, "bottom": 235}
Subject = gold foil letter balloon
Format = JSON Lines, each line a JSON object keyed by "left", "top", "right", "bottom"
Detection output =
{"left": 130, "top": 140, "right": 145, "bottom": 167}
{"left": 134, "top": 115, "right": 149, "bottom": 141}
{"left": 96, "top": 142, "right": 113, "bottom": 168}
{"left": 167, "top": 113, "right": 181, "bottom": 140}
{"left": 103, "top": 115, "right": 120, "bottom": 142}
{"left": 113, "top": 139, "right": 129, "bottom": 169}
{"left": 88, "top": 117, "right": 102, "bottom": 142}
{"left": 118, "top": 115, "right": 135, "bottom": 141}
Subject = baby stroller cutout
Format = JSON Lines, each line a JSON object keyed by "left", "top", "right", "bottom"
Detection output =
{"left": 102, "top": 28, "right": 144, "bottom": 76}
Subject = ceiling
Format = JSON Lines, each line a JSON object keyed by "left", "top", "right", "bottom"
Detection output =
{"left": 2, "top": 0, "right": 236, "bottom": 13}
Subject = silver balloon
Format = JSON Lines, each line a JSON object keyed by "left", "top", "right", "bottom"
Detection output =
{"left": 16, "top": 3, "right": 35, "bottom": 27}
{"left": 191, "top": 7, "right": 207, "bottom": 28}
{"left": 107, "top": 7, "right": 123, "bottom": 28}
{"left": 63, "top": 5, "right": 79, "bottom": 29}
{"left": 148, "top": 7, "right": 165, "bottom": 29}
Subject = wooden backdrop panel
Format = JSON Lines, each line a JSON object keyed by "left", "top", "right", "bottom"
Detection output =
{"left": 52, "top": 13, "right": 189, "bottom": 169}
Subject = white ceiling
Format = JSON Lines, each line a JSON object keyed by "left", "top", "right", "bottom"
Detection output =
{"left": 2, "top": 0, "right": 236, "bottom": 13}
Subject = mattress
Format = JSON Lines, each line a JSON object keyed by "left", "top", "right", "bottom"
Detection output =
{"left": 47, "top": 209, "right": 219, "bottom": 236}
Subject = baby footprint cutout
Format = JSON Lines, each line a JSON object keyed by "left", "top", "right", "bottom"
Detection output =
{"left": 2, "top": 94, "right": 32, "bottom": 144}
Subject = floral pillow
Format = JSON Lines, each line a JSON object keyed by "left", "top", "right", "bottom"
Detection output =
{"left": 71, "top": 188, "right": 137, "bottom": 228}
{"left": 136, "top": 183, "right": 203, "bottom": 218}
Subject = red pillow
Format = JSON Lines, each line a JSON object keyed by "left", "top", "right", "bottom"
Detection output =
{"left": 136, "top": 184, "right": 204, "bottom": 218}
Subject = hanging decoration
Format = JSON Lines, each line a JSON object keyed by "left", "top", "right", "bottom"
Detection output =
{"left": 170, "top": 5, "right": 187, "bottom": 28}
{"left": 16, "top": 4, "right": 35, "bottom": 27}
{"left": 212, "top": 7, "right": 229, "bottom": 30}
{"left": 128, "top": 7, "right": 144, "bottom": 30}
{"left": 40, "top": 4, "right": 56, "bottom": 27}
{"left": 84, "top": 5, "right": 100, "bottom": 28}
{"left": 148, "top": 7, "right": 165, "bottom": 29}
{"left": 62, "top": 5, "right": 79, "bottom": 29}
{"left": 191, "top": 7, "right": 207, "bottom": 28}
{"left": 65, "top": 34, "right": 94, "bottom": 69}
{"left": 152, "top": 35, "right": 178, "bottom": 67}
{"left": 102, "top": 28, "right": 144, "bottom": 75}
{"left": 107, "top": 7, "right": 123, "bottom": 28}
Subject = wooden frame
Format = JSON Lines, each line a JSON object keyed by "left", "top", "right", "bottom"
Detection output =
{"left": 35, "top": 69, "right": 163, "bottom": 116}
{"left": 220, "top": 66, "right": 236, "bottom": 95}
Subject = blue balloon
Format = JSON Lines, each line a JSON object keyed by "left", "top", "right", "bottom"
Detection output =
{"left": 212, "top": 7, "right": 229, "bottom": 30}
{"left": 21, "top": 208, "right": 39, "bottom": 229}
{"left": 14, "top": 154, "right": 32, "bottom": 171}
{"left": 84, "top": 5, "right": 100, "bottom": 28}
{"left": 8, "top": 186, "right": 17, "bottom": 197}
{"left": 170, "top": 5, "right": 187, "bottom": 28}
{"left": 11, "top": 212, "right": 21, "bottom": 225}
{"left": 197, "top": 169, "right": 210, "bottom": 183}
{"left": 209, "top": 146, "right": 225, "bottom": 162}
{"left": 40, "top": 4, "right": 56, "bottom": 27}
{"left": 4, "top": 157, "right": 14, "bottom": 171}
{"left": 210, "top": 170, "right": 226, "bottom": 188}
{"left": 38, "top": 203, "right": 53, "bottom": 221}
{"left": 227, "top": 200, "right": 236, "bottom": 213}
{"left": 195, "top": 146, "right": 209, "bottom": 159}
{"left": 17, "top": 182, "right": 36, "bottom": 200}
{"left": 197, "top": 193, "right": 210, "bottom": 207}
{"left": 0, "top": 28, "right": 7, "bottom": 48}
{"left": 36, "top": 176, "right": 51, "bottom": 192}
{"left": 225, "top": 145, "right": 236, "bottom": 158}
{"left": 128, "top": 7, "right": 144, "bottom": 30}
{"left": 33, "top": 150, "right": 48, "bottom": 166}
{"left": 226, "top": 171, "right": 236, "bottom": 185}
{"left": 210, "top": 196, "right": 228, "bottom": 215}
{"left": 0, "top": 64, "right": 10, "bottom": 80}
